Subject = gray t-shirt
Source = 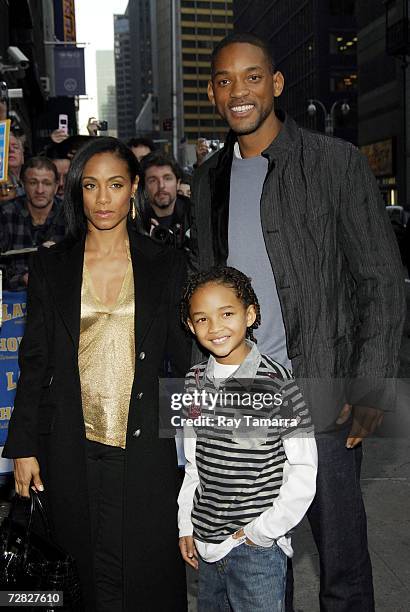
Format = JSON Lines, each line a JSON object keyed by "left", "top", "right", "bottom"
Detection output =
{"left": 227, "top": 152, "right": 291, "bottom": 369}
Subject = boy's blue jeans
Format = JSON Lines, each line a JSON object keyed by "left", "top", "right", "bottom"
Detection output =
{"left": 198, "top": 540, "right": 287, "bottom": 612}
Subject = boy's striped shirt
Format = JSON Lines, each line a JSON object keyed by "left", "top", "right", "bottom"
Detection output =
{"left": 183, "top": 344, "right": 313, "bottom": 544}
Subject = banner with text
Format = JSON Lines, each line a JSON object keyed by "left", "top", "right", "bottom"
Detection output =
{"left": 0, "top": 291, "right": 26, "bottom": 472}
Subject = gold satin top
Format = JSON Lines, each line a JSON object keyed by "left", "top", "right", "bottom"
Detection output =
{"left": 79, "top": 252, "right": 135, "bottom": 449}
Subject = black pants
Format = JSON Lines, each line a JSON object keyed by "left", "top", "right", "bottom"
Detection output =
{"left": 86, "top": 440, "right": 125, "bottom": 612}
{"left": 286, "top": 431, "right": 374, "bottom": 612}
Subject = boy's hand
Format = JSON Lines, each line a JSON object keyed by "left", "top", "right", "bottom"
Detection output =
{"left": 179, "top": 536, "right": 198, "bottom": 569}
{"left": 233, "top": 528, "right": 256, "bottom": 546}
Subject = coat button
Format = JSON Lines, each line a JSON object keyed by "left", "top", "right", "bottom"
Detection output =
{"left": 139, "top": 351, "right": 146, "bottom": 360}
{"left": 137, "top": 392, "right": 144, "bottom": 400}
{"left": 133, "top": 429, "right": 141, "bottom": 438}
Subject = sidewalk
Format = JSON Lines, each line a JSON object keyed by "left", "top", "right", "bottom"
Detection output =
{"left": 288, "top": 282, "right": 410, "bottom": 611}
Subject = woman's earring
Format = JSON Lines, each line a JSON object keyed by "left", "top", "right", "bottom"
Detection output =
{"left": 130, "top": 195, "right": 136, "bottom": 219}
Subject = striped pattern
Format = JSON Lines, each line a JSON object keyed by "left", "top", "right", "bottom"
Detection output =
{"left": 184, "top": 353, "right": 313, "bottom": 544}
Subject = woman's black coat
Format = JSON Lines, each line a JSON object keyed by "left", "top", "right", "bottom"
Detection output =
{"left": 3, "top": 227, "right": 191, "bottom": 611}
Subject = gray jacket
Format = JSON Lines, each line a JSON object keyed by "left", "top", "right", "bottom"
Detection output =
{"left": 190, "top": 112, "right": 405, "bottom": 420}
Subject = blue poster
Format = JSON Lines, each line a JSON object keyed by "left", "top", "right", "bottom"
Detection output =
{"left": 0, "top": 291, "right": 26, "bottom": 472}
{"left": 54, "top": 47, "right": 86, "bottom": 96}
{"left": 0, "top": 119, "right": 11, "bottom": 183}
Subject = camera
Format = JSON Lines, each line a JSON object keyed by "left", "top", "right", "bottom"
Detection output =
{"left": 98, "top": 120, "right": 108, "bottom": 131}
{"left": 0, "top": 81, "right": 8, "bottom": 101}
{"left": 7, "top": 47, "right": 30, "bottom": 70}
{"left": 206, "top": 139, "right": 220, "bottom": 152}
{"left": 151, "top": 223, "right": 183, "bottom": 248}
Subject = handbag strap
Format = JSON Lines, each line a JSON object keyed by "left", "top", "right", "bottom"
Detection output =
{"left": 9, "top": 491, "right": 53, "bottom": 541}
{"left": 26, "top": 490, "right": 53, "bottom": 541}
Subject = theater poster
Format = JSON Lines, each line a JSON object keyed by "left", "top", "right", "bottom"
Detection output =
{"left": 0, "top": 119, "right": 11, "bottom": 183}
{"left": 0, "top": 291, "right": 26, "bottom": 473}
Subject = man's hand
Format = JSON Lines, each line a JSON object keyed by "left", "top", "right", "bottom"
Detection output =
{"left": 13, "top": 457, "right": 44, "bottom": 498}
{"left": 195, "top": 138, "right": 209, "bottom": 167}
{"left": 232, "top": 527, "right": 256, "bottom": 546}
{"left": 50, "top": 129, "right": 69, "bottom": 144}
{"left": 22, "top": 272, "right": 29, "bottom": 286}
{"left": 336, "top": 403, "right": 384, "bottom": 448}
{"left": 87, "top": 117, "right": 99, "bottom": 136}
{"left": 179, "top": 535, "right": 198, "bottom": 569}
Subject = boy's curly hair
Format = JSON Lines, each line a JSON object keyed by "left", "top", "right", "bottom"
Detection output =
{"left": 180, "top": 266, "right": 261, "bottom": 342}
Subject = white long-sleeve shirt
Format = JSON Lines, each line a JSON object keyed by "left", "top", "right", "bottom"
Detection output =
{"left": 177, "top": 344, "right": 318, "bottom": 562}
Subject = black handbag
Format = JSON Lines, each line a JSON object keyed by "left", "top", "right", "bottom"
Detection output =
{"left": 0, "top": 491, "right": 82, "bottom": 610}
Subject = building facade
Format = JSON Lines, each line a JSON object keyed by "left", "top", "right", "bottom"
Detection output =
{"left": 180, "top": 0, "right": 234, "bottom": 143}
{"left": 0, "top": 0, "right": 79, "bottom": 152}
{"left": 233, "top": 0, "right": 357, "bottom": 143}
{"left": 96, "top": 50, "right": 117, "bottom": 137}
{"left": 114, "top": 1, "right": 158, "bottom": 142}
{"left": 154, "top": 0, "right": 234, "bottom": 160}
{"left": 357, "top": 0, "right": 409, "bottom": 208}
{"left": 114, "top": 11, "right": 134, "bottom": 140}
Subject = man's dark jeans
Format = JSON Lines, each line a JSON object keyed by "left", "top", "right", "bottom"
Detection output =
{"left": 286, "top": 427, "right": 374, "bottom": 612}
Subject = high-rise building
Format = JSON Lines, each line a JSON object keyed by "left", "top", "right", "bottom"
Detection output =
{"left": 233, "top": 0, "right": 357, "bottom": 143}
{"left": 128, "top": 0, "right": 157, "bottom": 115}
{"left": 357, "top": 1, "right": 409, "bottom": 208}
{"left": 180, "top": 0, "right": 234, "bottom": 143}
{"left": 114, "top": 11, "right": 134, "bottom": 140}
{"left": 96, "top": 50, "right": 117, "bottom": 137}
{"left": 114, "top": 1, "right": 157, "bottom": 141}
{"left": 155, "top": 0, "right": 234, "bottom": 156}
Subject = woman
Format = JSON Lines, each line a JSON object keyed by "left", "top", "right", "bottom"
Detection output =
{"left": 3, "top": 137, "right": 191, "bottom": 611}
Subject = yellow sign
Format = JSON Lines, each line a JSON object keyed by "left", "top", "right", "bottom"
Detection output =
{"left": 63, "top": 0, "right": 76, "bottom": 42}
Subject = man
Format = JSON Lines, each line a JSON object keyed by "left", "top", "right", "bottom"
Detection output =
{"left": 46, "top": 146, "right": 71, "bottom": 199}
{"left": 139, "top": 152, "right": 191, "bottom": 250}
{"left": 177, "top": 173, "right": 192, "bottom": 199}
{"left": 190, "top": 33, "right": 405, "bottom": 612}
{"left": 127, "top": 137, "right": 156, "bottom": 162}
{"left": 0, "top": 157, "right": 66, "bottom": 290}
{"left": 8, "top": 131, "right": 25, "bottom": 196}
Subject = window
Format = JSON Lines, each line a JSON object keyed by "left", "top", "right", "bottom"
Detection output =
{"left": 330, "top": 71, "right": 357, "bottom": 91}
{"left": 330, "top": 33, "right": 357, "bottom": 55}
{"left": 329, "top": 0, "right": 355, "bottom": 16}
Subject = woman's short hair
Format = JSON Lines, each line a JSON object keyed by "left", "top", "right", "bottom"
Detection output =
{"left": 63, "top": 136, "right": 140, "bottom": 238}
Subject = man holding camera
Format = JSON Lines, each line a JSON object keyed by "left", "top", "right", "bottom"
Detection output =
{"left": 138, "top": 152, "right": 191, "bottom": 250}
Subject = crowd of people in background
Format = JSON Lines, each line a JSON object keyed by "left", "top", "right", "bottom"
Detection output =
{"left": 0, "top": 122, "right": 210, "bottom": 291}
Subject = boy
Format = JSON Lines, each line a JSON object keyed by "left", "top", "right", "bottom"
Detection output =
{"left": 178, "top": 266, "right": 317, "bottom": 611}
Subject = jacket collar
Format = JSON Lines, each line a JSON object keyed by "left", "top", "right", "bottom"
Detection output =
{"left": 208, "top": 111, "right": 301, "bottom": 265}
{"left": 215, "top": 110, "right": 301, "bottom": 170}
{"left": 14, "top": 196, "right": 61, "bottom": 221}
{"left": 45, "top": 224, "right": 168, "bottom": 353}
{"left": 199, "top": 341, "right": 261, "bottom": 390}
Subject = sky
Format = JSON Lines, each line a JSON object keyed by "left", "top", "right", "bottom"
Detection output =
{"left": 75, "top": 0, "right": 128, "bottom": 133}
